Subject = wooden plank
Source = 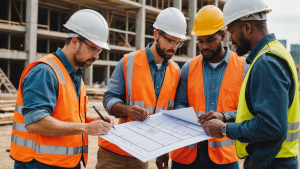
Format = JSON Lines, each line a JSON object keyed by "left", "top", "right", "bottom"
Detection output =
{"left": 0, "top": 104, "right": 15, "bottom": 108}
{"left": 0, "top": 100, "right": 16, "bottom": 104}
{"left": 0, "top": 107, "right": 15, "bottom": 112}
{"left": 0, "top": 113, "right": 14, "bottom": 119}
{"left": 0, "top": 120, "right": 13, "bottom": 125}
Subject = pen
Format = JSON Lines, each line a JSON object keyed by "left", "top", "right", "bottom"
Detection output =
{"left": 93, "top": 106, "right": 116, "bottom": 130}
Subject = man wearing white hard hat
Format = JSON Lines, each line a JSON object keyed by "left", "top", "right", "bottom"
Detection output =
{"left": 10, "top": 9, "right": 113, "bottom": 169}
{"left": 98, "top": 7, "right": 186, "bottom": 169}
{"left": 202, "top": 0, "right": 299, "bottom": 169}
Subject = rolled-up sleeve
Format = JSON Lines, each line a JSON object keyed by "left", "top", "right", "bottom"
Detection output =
{"left": 103, "top": 59, "right": 126, "bottom": 116}
{"left": 174, "top": 60, "right": 190, "bottom": 110}
{"left": 22, "top": 63, "right": 58, "bottom": 126}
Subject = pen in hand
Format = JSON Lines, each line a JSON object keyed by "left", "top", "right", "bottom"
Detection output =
{"left": 93, "top": 106, "right": 116, "bottom": 130}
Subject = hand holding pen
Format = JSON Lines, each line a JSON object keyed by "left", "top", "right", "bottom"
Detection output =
{"left": 93, "top": 106, "right": 116, "bottom": 130}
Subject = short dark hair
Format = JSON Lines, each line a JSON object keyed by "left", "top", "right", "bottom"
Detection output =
{"left": 248, "top": 20, "right": 267, "bottom": 30}
{"left": 215, "top": 30, "right": 225, "bottom": 35}
{"left": 65, "top": 29, "right": 86, "bottom": 45}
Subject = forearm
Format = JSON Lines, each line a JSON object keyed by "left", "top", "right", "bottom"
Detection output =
{"left": 26, "top": 116, "right": 88, "bottom": 137}
{"left": 110, "top": 102, "right": 130, "bottom": 117}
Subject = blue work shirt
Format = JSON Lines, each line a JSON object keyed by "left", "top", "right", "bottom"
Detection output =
{"left": 22, "top": 48, "right": 84, "bottom": 126}
{"left": 103, "top": 43, "right": 170, "bottom": 116}
{"left": 226, "top": 34, "right": 295, "bottom": 169}
{"left": 174, "top": 46, "right": 235, "bottom": 118}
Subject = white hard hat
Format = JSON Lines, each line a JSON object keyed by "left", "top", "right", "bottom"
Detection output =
{"left": 64, "top": 9, "right": 110, "bottom": 50}
{"left": 153, "top": 7, "right": 187, "bottom": 40}
{"left": 222, "top": 0, "right": 272, "bottom": 29}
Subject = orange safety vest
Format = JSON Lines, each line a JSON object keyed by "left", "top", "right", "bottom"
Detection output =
{"left": 98, "top": 48, "right": 180, "bottom": 156}
{"left": 10, "top": 54, "right": 89, "bottom": 168}
{"left": 170, "top": 51, "right": 248, "bottom": 164}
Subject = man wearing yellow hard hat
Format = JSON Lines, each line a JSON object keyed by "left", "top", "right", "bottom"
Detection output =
{"left": 169, "top": 5, "right": 249, "bottom": 169}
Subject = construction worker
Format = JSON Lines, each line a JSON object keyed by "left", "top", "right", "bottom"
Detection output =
{"left": 170, "top": 5, "right": 249, "bottom": 169}
{"left": 10, "top": 9, "right": 113, "bottom": 169}
{"left": 98, "top": 7, "right": 186, "bottom": 169}
{"left": 201, "top": 0, "right": 299, "bottom": 169}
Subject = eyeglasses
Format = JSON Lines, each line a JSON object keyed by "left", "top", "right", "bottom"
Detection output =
{"left": 78, "top": 38, "right": 102, "bottom": 54}
{"left": 159, "top": 33, "right": 184, "bottom": 48}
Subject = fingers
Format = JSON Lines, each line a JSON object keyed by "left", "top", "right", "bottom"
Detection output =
{"left": 198, "top": 112, "right": 212, "bottom": 124}
{"left": 104, "top": 115, "right": 114, "bottom": 126}
{"left": 129, "top": 106, "right": 148, "bottom": 121}
{"left": 100, "top": 120, "right": 112, "bottom": 129}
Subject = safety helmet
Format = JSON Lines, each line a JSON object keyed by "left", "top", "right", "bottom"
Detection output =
{"left": 64, "top": 9, "right": 110, "bottom": 50}
{"left": 153, "top": 7, "right": 187, "bottom": 40}
{"left": 222, "top": 0, "right": 272, "bottom": 29}
{"left": 191, "top": 5, "right": 224, "bottom": 36}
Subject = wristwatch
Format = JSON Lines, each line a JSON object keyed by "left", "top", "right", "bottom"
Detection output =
{"left": 221, "top": 123, "right": 228, "bottom": 136}
{"left": 221, "top": 112, "right": 230, "bottom": 122}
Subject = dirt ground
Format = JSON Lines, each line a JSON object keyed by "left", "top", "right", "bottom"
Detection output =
{"left": 0, "top": 101, "right": 298, "bottom": 169}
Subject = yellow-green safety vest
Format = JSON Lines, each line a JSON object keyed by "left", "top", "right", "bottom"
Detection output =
{"left": 235, "top": 40, "right": 299, "bottom": 158}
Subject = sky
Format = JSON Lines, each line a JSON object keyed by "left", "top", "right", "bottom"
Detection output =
{"left": 264, "top": 0, "right": 300, "bottom": 51}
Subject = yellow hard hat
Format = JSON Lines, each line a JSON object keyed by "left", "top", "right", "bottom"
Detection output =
{"left": 191, "top": 5, "right": 225, "bottom": 36}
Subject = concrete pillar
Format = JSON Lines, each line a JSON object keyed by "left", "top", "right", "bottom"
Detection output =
{"left": 70, "top": 4, "right": 80, "bottom": 15}
{"left": 135, "top": 0, "right": 146, "bottom": 50}
{"left": 84, "top": 64, "right": 93, "bottom": 86}
{"left": 187, "top": 0, "right": 197, "bottom": 58}
{"left": 215, "top": 0, "right": 218, "bottom": 7}
{"left": 106, "top": 65, "right": 110, "bottom": 83}
{"left": 25, "top": 0, "right": 38, "bottom": 64}
{"left": 173, "top": 0, "right": 182, "bottom": 10}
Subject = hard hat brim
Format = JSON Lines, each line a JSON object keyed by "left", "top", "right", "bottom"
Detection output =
{"left": 191, "top": 28, "right": 221, "bottom": 36}
{"left": 221, "top": 9, "right": 272, "bottom": 29}
{"left": 155, "top": 26, "right": 187, "bottom": 40}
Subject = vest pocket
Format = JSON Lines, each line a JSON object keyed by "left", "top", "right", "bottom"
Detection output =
{"left": 225, "top": 86, "right": 241, "bottom": 109}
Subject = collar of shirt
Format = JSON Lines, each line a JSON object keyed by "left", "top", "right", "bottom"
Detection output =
{"left": 55, "top": 48, "right": 84, "bottom": 76}
{"left": 145, "top": 42, "right": 170, "bottom": 68}
{"left": 202, "top": 46, "right": 230, "bottom": 67}
{"left": 246, "top": 33, "right": 276, "bottom": 64}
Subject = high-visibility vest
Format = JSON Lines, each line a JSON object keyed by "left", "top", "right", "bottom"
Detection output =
{"left": 235, "top": 40, "right": 299, "bottom": 158}
{"left": 98, "top": 49, "right": 180, "bottom": 156}
{"left": 10, "top": 54, "right": 89, "bottom": 168}
{"left": 170, "top": 51, "right": 248, "bottom": 164}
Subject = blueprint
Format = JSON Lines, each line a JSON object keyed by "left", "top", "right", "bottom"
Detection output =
{"left": 100, "top": 107, "right": 212, "bottom": 162}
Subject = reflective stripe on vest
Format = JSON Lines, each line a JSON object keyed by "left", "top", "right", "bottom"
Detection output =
{"left": 15, "top": 104, "right": 23, "bottom": 114}
{"left": 235, "top": 40, "right": 299, "bottom": 158}
{"left": 45, "top": 58, "right": 66, "bottom": 86}
{"left": 209, "top": 139, "right": 235, "bottom": 148}
{"left": 125, "top": 100, "right": 174, "bottom": 114}
{"left": 183, "top": 144, "right": 196, "bottom": 149}
{"left": 11, "top": 134, "right": 88, "bottom": 155}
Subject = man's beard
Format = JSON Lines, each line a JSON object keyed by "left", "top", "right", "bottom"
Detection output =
{"left": 74, "top": 45, "right": 95, "bottom": 68}
{"left": 232, "top": 31, "right": 251, "bottom": 56}
{"left": 201, "top": 41, "right": 222, "bottom": 61}
{"left": 155, "top": 40, "right": 175, "bottom": 60}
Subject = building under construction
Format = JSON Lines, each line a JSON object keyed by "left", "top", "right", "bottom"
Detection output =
{"left": 0, "top": 0, "right": 233, "bottom": 91}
